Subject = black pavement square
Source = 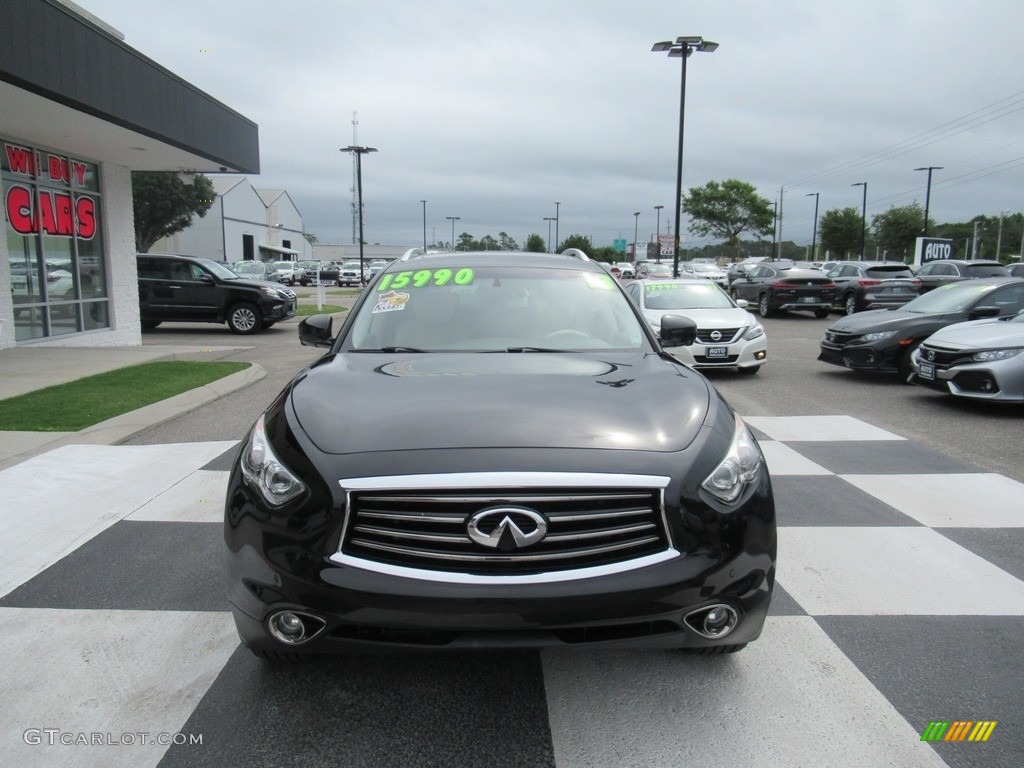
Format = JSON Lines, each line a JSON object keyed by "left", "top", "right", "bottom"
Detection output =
{"left": 816, "top": 615, "right": 1024, "bottom": 768}
{"left": 159, "top": 646, "right": 556, "bottom": 768}
{"left": 771, "top": 475, "right": 921, "bottom": 527}
{"left": 784, "top": 439, "right": 980, "bottom": 476}
{"left": 0, "top": 521, "right": 227, "bottom": 612}
{"left": 938, "top": 528, "right": 1024, "bottom": 583}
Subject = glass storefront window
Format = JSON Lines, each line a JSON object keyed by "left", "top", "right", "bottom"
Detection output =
{"left": 3, "top": 140, "right": 109, "bottom": 341}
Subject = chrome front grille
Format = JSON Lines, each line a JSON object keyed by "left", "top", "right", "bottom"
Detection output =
{"left": 695, "top": 327, "right": 741, "bottom": 344}
{"left": 337, "top": 473, "right": 671, "bottom": 577}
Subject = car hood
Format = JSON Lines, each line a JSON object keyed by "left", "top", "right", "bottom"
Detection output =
{"left": 925, "top": 318, "right": 1024, "bottom": 349}
{"left": 290, "top": 352, "right": 710, "bottom": 454}
{"left": 228, "top": 277, "right": 286, "bottom": 291}
{"left": 826, "top": 308, "right": 956, "bottom": 333}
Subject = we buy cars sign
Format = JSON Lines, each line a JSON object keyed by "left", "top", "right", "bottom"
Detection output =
{"left": 2, "top": 143, "right": 97, "bottom": 239}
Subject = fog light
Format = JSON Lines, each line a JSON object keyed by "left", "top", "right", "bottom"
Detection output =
{"left": 268, "top": 610, "right": 326, "bottom": 645}
{"left": 684, "top": 604, "right": 740, "bottom": 639}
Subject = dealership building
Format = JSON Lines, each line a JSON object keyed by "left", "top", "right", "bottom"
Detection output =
{"left": 0, "top": 0, "right": 259, "bottom": 349}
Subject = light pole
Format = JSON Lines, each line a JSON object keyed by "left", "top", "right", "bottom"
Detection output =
{"left": 654, "top": 205, "right": 664, "bottom": 262}
{"left": 554, "top": 202, "right": 561, "bottom": 251}
{"left": 852, "top": 182, "right": 867, "bottom": 260}
{"left": 914, "top": 166, "right": 942, "bottom": 237}
{"left": 544, "top": 217, "right": 556, "bottom": 252}
{"left": 340, "top": 145, "right": 377, "bottom": 285}
{"left": 770, "top": 200, "right": 777, "bottom": 257}
{"left": 652, "top": 35, "right": 718, "bottom": 277}
{"left": 446, "top": 216, "right": 460, "bottom": 252}
{"left": 633, "top": 212, "right": 641, "bottom": 261}
{"left": 806, "top": 192, "right": 820, "bottom": 262}
{"left": 420, "top": 200, "right": 427, "bottom": 250}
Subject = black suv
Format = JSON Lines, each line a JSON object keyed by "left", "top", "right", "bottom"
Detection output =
{"left": 137, "top": 253, "right": 297, "bottom": 333}
{"left": 825, "top": 261, "right": 921, "bottom": 314}
{"left": 225, "top": 248, "right": 776, "bottom": 659}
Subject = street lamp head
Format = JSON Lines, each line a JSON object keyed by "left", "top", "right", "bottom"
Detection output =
{"left": 851, "top": 181, "right": 866, "bottom": 188}
{"left": 340, "top": 145, "right": 378, "bottom": 155}
{"left": 653, "top": 36, "right": 719, "bottom": 56}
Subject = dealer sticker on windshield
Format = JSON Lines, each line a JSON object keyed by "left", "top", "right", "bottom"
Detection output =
{"left": 372, "top": 290, "right": 410, "bottom": 313}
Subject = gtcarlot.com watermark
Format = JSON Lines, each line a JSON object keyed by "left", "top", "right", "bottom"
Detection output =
{"left": 24, "top": 729, "right": 202, "bottom": 747}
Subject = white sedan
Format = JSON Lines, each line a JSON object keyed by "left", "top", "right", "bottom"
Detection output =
{"left": 624, "top": 278, "right": 767, "bottom": 374}
{"left": 911, "top": 310, "right": 1024, "bottom": 402}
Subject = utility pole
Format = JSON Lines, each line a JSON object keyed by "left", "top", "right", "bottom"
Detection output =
{"left": 972, "top": 220, "right": 980, "bottom": 260}
{"left": 776, "top": 186, "right": 784, "bottom": 259}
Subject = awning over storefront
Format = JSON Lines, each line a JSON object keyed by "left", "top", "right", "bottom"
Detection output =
{"left": 258, "top": 244, "right": 301, "bottom": 258}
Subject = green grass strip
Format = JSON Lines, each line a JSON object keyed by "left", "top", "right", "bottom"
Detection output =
{"left": 0, "top": 360, "right": 250, "bottom": 432}
{"left": 296, "top": 304, "right": 347, "bottom": 316}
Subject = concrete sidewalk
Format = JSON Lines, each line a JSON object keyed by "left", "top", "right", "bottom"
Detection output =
{"left": 0, "top": 344, "right": 264, "bottom": 470}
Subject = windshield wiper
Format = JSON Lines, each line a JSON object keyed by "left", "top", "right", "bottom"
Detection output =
{"left": 505, "top": 346, "right": 569, "bottom": 353}
{"left": 355, "top": 346, "right": 427, "bottom": 353}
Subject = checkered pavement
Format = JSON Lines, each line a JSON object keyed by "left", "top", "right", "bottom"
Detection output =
{"left": 1, "top": 416, "right": 1021, "bottom": 767}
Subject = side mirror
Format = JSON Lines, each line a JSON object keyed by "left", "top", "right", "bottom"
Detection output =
{"left": 659, "top": 314, "right": 698, "bottom": 347}
{"left": 969, "top": 305, "right": 1001, "bottom": 320}
{"left": 299, "top": 314, "right": 334, "bottom": 348}
{"left": 734, "top": 298, "right": 749, "bottom": 309}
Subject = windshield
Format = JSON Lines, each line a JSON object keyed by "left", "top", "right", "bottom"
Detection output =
{"left": 689, "top": 264, "right": 721, "bottom": 274}
{"left": 346, "top": 265, "right": 646, "bottom": 351}
{"left": 197, "top": 259, "right": 241, "bottom": 280}
{"left": 900, "top": 282, "right": 995, "bottom": 313}
{"left": 644, "top": 282, "right": 734, "bottom": 310}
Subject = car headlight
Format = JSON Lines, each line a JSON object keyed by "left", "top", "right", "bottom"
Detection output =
{"left": 859, "top": 330, "right": 896, "bottom": 342}
{"left": 702, "top": 414, "right": 762, "bottom": 504}
{"left": 971, "top": 348, "right": 1024, "bottom": 362}
{"left": 240, "top": 413, "right": 307, "bottom": 508}
{"left": 743, "top": 321, "right": 765, "bottom": 340}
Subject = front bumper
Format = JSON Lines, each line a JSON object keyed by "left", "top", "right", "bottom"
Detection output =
{"left": 818, "top": 340, "right": 898, "bottom": 371}
{"left": 226, "top": 459, "right": 775, "bottom": 654}
{"left": 665, "top": 337, "right": 767, "bottom": 370}
{"left": 911, "top": 355, "right": 1024, "bottom": 402}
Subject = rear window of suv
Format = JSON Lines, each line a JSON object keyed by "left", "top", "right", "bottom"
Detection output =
{"left": 864, "top": 266, "right": 914, "bottom": 278}
{"left": 964, "top": 264, "right": 1009, "bottom": 277}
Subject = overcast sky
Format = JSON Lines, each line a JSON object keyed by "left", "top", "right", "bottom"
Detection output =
{"left": 80, "top": 0, "right": 1024, "bottom": 252}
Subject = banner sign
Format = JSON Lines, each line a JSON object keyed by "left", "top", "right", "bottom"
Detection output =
{"left": 914, "top": 237, "right": 954, "bottom": 267}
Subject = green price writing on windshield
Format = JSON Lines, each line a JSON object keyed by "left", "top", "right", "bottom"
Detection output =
{"left": 377, "top": 268, "right": 474, "bottom": 292}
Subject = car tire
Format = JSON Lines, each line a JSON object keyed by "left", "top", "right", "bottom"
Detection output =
{"left": 758, "top": 294, "right": 772, "bottom": 318}
{"left": 813, "top": 308, "right": 831, "bottom": 318}
{"left": 227, "top": 302, "right": 264, "bottom": 334}
{"left": 729, "top": 288, "right": 741, "bottom": 301}
{"left": 684, "top": 643, "right": 748, "bottom": 655}
{"left": 844, "top": 294, "right": 858, "bottom": 315}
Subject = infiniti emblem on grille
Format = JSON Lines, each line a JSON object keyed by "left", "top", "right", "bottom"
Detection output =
{"left": 467, "top": 506, "right": 548, "bottom": 551}
{"left": 710, "top": 330, "right": 722, "bottom": 341}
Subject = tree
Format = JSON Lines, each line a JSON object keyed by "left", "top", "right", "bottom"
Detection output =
{"left": 819, "top": 207, "right": 864, "bottom": 259}
{"left": 498, "top": 232, "right": 519, "bottom": 250}
{"left": 681, "top": 179, "right": 774, "bottom": 257}
{"left": 558, "top": 234, "right": 593, "bottom": 253}
{"left": 872, "top": 203, "right": 926, "bottom": 260}
{"left": 525, "top": 234, "right": 546, "bottom": 252}
{"left": 132, "top": 172, "right": 215, "bottom": 252}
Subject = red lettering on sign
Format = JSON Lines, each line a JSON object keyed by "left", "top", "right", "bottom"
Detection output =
{"left": 47, "top": 155, "right": 71, "bottom": 184}
{"left": 76, "top": 196, "right": 96, "bottom": 239}
{"left": 4, "top": 144, "right": 36, "bottom": 176}
{"left": 5, "top": 185, "right": 34, "bottom": 233}
{"left": 72, "top": 161, "right": 87, "bottom": 187}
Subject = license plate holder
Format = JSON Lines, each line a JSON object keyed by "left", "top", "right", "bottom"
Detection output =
{"left": 706, "top": 346, "right": 728, "bottom": 358}
{"left": 919, "top": 362, "right": 935, "bottom": 380}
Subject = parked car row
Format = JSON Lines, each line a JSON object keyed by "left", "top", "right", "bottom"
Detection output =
{"left": 817, "top": 277, "right": 1024, "bottom": 400}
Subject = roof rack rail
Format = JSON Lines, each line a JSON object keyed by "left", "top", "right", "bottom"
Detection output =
{"left": 399, "top": 248, "right": 427, "bottom": 261}
{"left": 559, "top": 248, "right": 591, "bottom": 262}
